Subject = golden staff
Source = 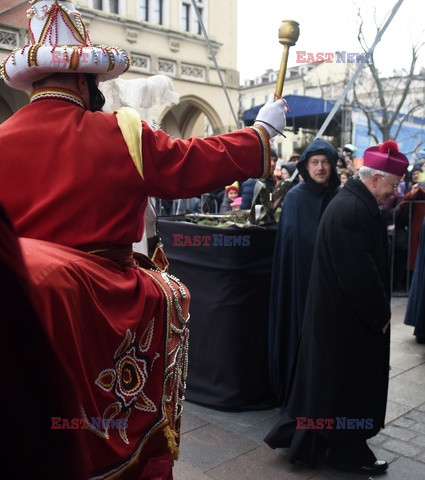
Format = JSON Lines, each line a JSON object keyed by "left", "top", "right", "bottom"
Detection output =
{"left": 275, "top": 20, "right": 300, "bottom": 99}
{"left": 269, "top": 20, "right": 300, "bottom": 211}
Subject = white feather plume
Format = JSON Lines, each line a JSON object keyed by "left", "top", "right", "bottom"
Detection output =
{"left": 100, "top": 75, "right": 180, "bottom": 128}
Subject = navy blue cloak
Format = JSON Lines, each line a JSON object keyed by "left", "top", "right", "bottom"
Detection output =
{"left": 268, "top": 138, "right": 340, "bottom": 404}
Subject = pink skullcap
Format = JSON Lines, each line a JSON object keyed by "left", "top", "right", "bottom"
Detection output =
{"left": 230, "top": 196, "right": 242, "bottom": 207}
{"left": 363, "top": 140, "right": 409, "bottom": 176}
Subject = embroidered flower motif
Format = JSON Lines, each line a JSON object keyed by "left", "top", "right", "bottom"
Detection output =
{"left": 88, "top": 323, "right": 158, "bottom": 444}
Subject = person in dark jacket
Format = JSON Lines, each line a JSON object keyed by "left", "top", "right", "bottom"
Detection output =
{"left": 276, "top": 161, "right": 299, "bottom": 186}
{"left": 240, "top": 178, "right": 257, "bottom": 209}
{"left": 240, "top": 149, "right": 277, "bottom": 209}
{"left": 265, "top": 140, "right": 409, "bottom": 475}
{"left": 267, "top": 138, "right": 340, "bottom": 405}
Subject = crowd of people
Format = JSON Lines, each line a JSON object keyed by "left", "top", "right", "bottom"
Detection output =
{"left": 162, "top": 140, "right": 425, "bottom": 301}
{"left": 154, "top": 137, "right": 425, "bottom": 475}
{"left": 162, "top": 137, "right": 425, "bottom": 475}
{"left": 160, "top": 143, "right": 363, "bottom": 214}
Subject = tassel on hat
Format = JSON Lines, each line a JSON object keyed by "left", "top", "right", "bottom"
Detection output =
{"left": 1, "top": 0, "right": 130, "bottom": 92}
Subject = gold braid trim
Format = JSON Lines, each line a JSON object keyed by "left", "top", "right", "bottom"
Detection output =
{"left": 30, "top": 87, "right": 86, "bottom": 108}
{"left": 69, "top": 46, "right": 80, "bottom": 71}
{"left": 28, "top": 44, "right": 41, "bottom": 67}
{"left": 1, "top": 57, "right": 10, "bottom": 81}
{"left": 249, "top": 125, "right": 271, "bottom": 179}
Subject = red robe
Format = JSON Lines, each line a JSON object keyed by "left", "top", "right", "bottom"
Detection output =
{"left": 0, "top": 98, "right": 269, "bottom": 479}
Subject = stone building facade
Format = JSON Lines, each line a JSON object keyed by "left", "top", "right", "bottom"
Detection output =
{"left": 0, "top": 0, "right": 240, "bottom": 138}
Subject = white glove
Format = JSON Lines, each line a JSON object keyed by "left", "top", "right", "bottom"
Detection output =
{"left": 254, "top": 95, "right": 288, "bottom": 138}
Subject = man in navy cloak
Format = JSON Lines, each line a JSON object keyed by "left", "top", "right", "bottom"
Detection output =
{"left": 267, "top": 138, "right": 340, "bottom": 405}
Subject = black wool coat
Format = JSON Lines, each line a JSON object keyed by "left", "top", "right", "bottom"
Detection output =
{"left": 287, "top": 176, "right": 391, "bottom": 442}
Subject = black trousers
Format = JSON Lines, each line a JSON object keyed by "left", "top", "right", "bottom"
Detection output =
{"left": 327, "top": 438, "right": 376, "bottom": 468}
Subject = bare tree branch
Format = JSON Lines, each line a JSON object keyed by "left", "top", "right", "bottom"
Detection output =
{"left": 352, "top": 86, "right": 380, "bottom": 143}
{"left": 388, "top": 44, "right": 420, "bottom": 126}
{"left": 352, "top": 9, "right": 424, "bottom": 142}
{"left": 393, "top": 103, "right": 425, "bottom": 139}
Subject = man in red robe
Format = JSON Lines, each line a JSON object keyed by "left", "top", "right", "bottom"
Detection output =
{"left": 0, "top": 1, "right": 287, "bottom": 478}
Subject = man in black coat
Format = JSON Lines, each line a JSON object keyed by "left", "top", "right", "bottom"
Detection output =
{"left": 267, "top": 138, "right": 340, "bottom": 404}
{"left": 265, "top": 141, "right": 409, "bottom": 475}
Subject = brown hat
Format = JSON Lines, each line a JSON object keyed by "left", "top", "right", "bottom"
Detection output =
{"left": 363, "top": 141, "right": 408, "bottom": 176}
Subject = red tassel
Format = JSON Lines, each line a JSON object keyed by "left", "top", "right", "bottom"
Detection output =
{"left": 379, "top": 140, "right": 399, "bottom": 154}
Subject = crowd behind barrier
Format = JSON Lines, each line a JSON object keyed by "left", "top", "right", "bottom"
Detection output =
{"left": 155, "top": 195, "right": 220, "bottom": 216}
{"left": 153, "top": 194, "right": 425, "bottom": 299}
{"left": 389, "top": 199, "right": 425, "bottom": 295}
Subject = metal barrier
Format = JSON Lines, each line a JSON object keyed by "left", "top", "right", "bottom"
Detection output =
{"left": 390, "top": 200, "right": 425, "bottom": 296}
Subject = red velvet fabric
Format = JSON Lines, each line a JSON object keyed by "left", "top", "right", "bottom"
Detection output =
{"left": 0, "top": 100, "right": 265, "bottom": 249}
{"left": 21, "top": 237, "right": 188, "bottom": 478}
{"left": 0, "top": 98, "right": 267, "bottom": 478}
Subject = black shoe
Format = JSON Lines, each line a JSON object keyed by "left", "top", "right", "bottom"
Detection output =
{"left": 416, "top": 336, "right": 425, "bottom": 344}
{"left": 330, "top": 459, "right": 388, "bottom": 475}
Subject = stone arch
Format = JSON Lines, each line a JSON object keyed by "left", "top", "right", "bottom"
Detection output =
{"left": 159, "top": 95, "right": 224, "bottom": 139}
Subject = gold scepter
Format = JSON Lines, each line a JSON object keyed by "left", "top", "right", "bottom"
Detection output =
{"left": 268, "top": 20, "right": 300, "bottom": 215}
{"left": 251, "top": 20, "right": 301, "bottom": 225}
{"left": 275, "top": 20, "right": 300, "bottom": 99}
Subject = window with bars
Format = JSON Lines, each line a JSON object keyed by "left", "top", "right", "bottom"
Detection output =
{"left": 0, "top": 29, "right": 19, "bottom": 48}
{"left": 92, "top": 0, "right": 119, "bottom": 14}
{"left": 181, "top": 1, "right": 206, "bottom": 34}
{"left": 153, "top": 0, "right": 163, "bottom": 24}
{"left": 140, "top": 0, "right": 149, "bottom": 21}
{"left": 109, "top": 0, "right": 118, "bottom": 14}
{"left": 181, "top": 3, "right": 190, "bottom": 32}
{"left": 196, "top": 7, "right": 202, "bottom": 34}
{"left": 139, "top": 0, "right": 164, "bottom": 25}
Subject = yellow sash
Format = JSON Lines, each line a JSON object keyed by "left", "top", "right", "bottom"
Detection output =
{"left": 115, "top": 107, "right": 144, "bottom": 179}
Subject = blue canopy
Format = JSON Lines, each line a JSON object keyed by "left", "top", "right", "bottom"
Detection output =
{"left": 242, "top": 94, "right": 339, "bottom": 132}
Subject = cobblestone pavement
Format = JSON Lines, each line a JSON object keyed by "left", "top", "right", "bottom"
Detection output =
{"left": 174, "top": 298, "right": 425, "bottom": 479}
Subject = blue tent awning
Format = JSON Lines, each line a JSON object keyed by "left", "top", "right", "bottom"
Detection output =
{"left": 242, "top": 94, "right": 339, "bottom": 132}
